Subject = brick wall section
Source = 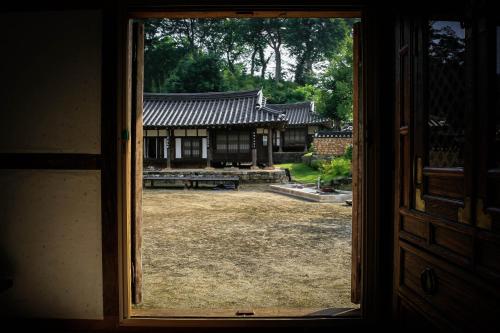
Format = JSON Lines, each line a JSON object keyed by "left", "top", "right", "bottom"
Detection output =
{"left": 313, "top": 131, "right": 352, "bottom": 156}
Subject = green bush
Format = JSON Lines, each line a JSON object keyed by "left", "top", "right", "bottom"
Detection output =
{"left": 311, "top": 159, "right": 326, "bottom": 171}
{"left": 320, "top": 157, "right": 352, "bottom": 182}
{"left": 301, "top": 152, "right": 313, "bottom": 166}
{"left": 343, "top": 144, "right": 353, "bottom": 161}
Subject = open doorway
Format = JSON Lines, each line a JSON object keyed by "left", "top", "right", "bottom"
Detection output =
{"left": 126, "top": 12, "right": 363, "bottom": 318}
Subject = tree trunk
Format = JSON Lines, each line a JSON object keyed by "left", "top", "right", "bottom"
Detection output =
{"left": 258, "top": 47, "right": 268, "bottom": 80}
{"left": 305, "top": 59, "right": 314, "bottom": 80}
{"left": 294, "top": 56, "right": 306, "bottom": 85}
{"left": 226, "top": 51, "right": 235, "bottom": 73}
{"left": 250, "top": 48, "right": 258, "bottom": 76}
{"left": 274, "top": 48, "right": 281, "bottom": 83}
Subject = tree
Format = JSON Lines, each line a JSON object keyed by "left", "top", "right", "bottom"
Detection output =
{"left": 284, "top": 18, "right": 351, "bottom": 85}
{"left": 211, "top": 19, "right": 248, "bottom": 74}
{"left": 262, "top": 19, "right": 286, "bottom": 83}
{"left": 241, "top": 19, "right": 271, "bottom": 80}
{"left": 317, "top": 33, "right": 354, "bottom": 128}
{"left": 144, "top": 20, "right": 189, "bottom": 92}
{"left": 165, "top": 53, "right": 224, "bottom": 92}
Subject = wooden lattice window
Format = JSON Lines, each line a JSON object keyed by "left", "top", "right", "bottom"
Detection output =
{"left": 427, "top": 20, "right": 467, "bottom": 168}
{"left": 215, "top": 131, "right": 250, "bottom": 153}
{"left": 284, "top": 128, "right": 306, "bottom": 145}
{"left": 182, "top": 137, "right": 201, "bottom": 158}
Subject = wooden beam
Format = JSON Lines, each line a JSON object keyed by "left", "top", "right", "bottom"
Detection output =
{"left": 351, "top": 21, "right": 361, "bottom": 305}
{"left": 130, "top": 21, "right": 144, "bottom": 305}
{"left": 0, "top": 153, "right": 102, "bottom": 170}
{"left": 128, "top": 10, "right": 361, "bottom": 19}
{"left": 100, "top": 6, "right": 119, "bottom": 319}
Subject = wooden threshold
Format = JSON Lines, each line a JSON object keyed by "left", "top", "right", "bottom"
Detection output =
{"left": 0, "top": 153, "right": 102, "bottom": 170}
{"left": 131, "top": 307, "right": 360, "bottom": 318}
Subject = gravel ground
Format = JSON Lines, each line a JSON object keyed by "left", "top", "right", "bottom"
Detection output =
{"left": 135, "top": 184, "right": 355, "bottom": 312}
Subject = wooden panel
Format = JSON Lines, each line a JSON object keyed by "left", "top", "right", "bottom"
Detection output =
{"left": 400, "top": 215, "right": 426, "bottom": 240}
{"left": 429, "top": 224, "right": 473, "bottom": 258}
{"left": 426, "top": 174, "right": 464, "bottom": 200}
{"left": 396, "top": 296, "right": 435, "bottom": 329}
{"left": 424, "top": 195, "right": 462, "bottom": 222}
{"left": 476, "top": 232, "right": 500, "bottom": 279}
{"left": 399, "top": 242, "right": 498, "bottom": 330}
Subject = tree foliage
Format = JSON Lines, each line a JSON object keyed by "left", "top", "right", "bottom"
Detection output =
{"left": 144, "top": 18, "right": 357, "bottom": 127}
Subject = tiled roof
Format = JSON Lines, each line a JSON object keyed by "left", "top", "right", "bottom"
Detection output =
{"left": 315, "top": 130, "right": 352, "bottom": 138}
{"left": 265, "top": 102, "right": 331, "bottom": 126}
{"left": 143, "top": 90, "right": 286, "bottom": 128}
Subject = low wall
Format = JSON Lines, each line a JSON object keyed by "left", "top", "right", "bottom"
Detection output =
{"left": 273, "top": 152, "right": 304, "bottom": 164}
{"left": 144, "top": 168, "right": 288, "bottom": 184}
{"left": 313, "top": 131, "right": 352, "bottom": 156}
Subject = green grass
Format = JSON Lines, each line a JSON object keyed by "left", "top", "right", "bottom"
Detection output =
{"left": 275, "top": 163, "right": 322, "bottom": 184}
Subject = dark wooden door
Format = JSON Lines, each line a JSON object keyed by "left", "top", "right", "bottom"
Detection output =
{"left": 256, "top": 133, "right": 267, "bottom": 163}
{"left": 394, "top": 10, "right": 500, "bottom": 329}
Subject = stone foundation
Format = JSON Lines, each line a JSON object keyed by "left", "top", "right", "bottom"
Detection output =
{"left": 144, "top": 168, "right": 288, "bottom": 184}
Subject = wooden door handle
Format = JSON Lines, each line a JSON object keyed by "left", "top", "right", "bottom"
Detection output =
{"left": 420, "top": 267, "right": 438, "bottom": 295}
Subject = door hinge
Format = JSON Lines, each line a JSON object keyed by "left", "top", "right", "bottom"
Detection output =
{"left": 458, "top": 196, "right": 471, "bottom": 224}
{"left": 415, "top": 157, "right": 425, "bottom": 212}
{"left": 476, "top": 198, "right": 492, "bottom": 230}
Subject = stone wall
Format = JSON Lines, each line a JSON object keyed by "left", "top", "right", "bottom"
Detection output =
{"left": 313, "top": 131, "right": 352, "bottom": 156}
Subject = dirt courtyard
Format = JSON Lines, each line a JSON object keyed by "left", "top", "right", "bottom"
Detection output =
{"left": 136, "top": 185, "right": 355, "bottom": 313}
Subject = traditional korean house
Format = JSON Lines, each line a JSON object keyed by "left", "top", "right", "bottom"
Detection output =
{"left": 143, "top": 89, "right": 331, "bottom": 168}
{"left": 264, "top": 102, "right": 331, "bottom": 153}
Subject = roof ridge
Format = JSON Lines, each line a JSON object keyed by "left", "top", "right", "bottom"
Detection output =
{"left": 144, "top": 89, "right": 262, "bottom": 100}
{"left": 266, "top": 101, "right": 313, "bottom": 107}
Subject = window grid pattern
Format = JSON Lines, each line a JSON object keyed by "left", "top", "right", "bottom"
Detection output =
{"left": 216, "top": 131, "right": 250, "bottom": 153}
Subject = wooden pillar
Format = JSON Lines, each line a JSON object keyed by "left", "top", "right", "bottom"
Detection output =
{"left": 251, "top": 129, "right": 258, "bottom": 169}
{"left": 206, "top": 129, "right": 212, "bottom": 168}
{"left": 278, "top": 130, "right": 283, "bottom": 152}
{"left": 267, "top": 127, "right": 274, "bottom": 168}
{"left": 166, "top": 129, "right": 171, "bottom": 169}
{"left": 168, "top": 129, "right": 174, "bottom": 168}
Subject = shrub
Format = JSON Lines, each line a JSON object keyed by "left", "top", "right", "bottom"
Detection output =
{"left": 343, "top": 144, "right": 353, "bottom": 161}
{"left": 311, "top": 159, "right": 326, "bottom": 171}
{"left": 320, "top": 157, "right": 352, "bottom": 181}
{"left": 301, "top": 152, "right": 313, "bottom": 166}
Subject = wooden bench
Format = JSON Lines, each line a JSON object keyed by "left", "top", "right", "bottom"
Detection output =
{"left": 143, "top": 175, "right": 240, "bottom": 190}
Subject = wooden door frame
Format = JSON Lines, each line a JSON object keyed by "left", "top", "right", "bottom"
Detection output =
{"left": 117, "top": 3, "right": 396, "bottom": 328}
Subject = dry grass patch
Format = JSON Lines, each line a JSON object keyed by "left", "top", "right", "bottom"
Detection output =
{"left": 135, "top": 185, "right": 355, "bottom": 311}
